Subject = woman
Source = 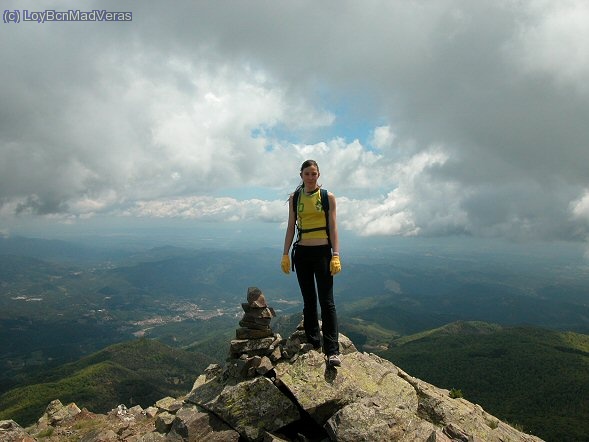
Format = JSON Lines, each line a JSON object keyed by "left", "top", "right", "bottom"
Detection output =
{"left": 281, "top": 159, "right": 342, "bottom": 367}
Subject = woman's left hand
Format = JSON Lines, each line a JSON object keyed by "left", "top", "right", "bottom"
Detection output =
{"left": 330, "top": 255, "right": 341, "bottom": 276}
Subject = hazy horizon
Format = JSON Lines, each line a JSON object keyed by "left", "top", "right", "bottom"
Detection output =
{"left": 3, "top": 224, "right": 588, "bottom": 271}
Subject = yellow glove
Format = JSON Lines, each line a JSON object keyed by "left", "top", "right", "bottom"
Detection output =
{"left": 330, "top": 255, "right": 341, "bottom": 276}
{"left": 281, "top": 255, "right": 291, "bottom": 274}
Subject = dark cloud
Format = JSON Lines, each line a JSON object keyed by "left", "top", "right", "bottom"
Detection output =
{"left": 1, "top": 0, "right": 589, "bottom": 242}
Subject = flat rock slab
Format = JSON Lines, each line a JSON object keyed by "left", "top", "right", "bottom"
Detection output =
{"left": 274, "top": 351, "right": 417, "bottom": 424}
{"left": 187, "top": 376, "right": 300, "bottom": 441}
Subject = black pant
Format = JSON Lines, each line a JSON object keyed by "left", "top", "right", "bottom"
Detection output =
{"left": 294, "top": 245, "right": 339, "bottom": 356}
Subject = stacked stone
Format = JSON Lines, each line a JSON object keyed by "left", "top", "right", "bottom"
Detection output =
{"left": 281, "top": 319, "right": 319, "bottom": 361}
{"left": 227, "top": 287, "right": 282, "bottom": 378}
{"left": 236, "top": 286, "right": 275, "bottom": 338}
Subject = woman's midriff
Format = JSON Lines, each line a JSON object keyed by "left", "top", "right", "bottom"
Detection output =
{"left": 299, "top": 238, "right": 330, "bottom": 246}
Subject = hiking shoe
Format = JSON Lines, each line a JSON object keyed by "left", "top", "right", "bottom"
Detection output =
{"left": 327, "top": 354, "right": 341, "bottom": 367}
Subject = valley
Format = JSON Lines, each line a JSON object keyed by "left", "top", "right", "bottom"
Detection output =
{"left": 1, "top": 234, "right": 589, "bottom": 440}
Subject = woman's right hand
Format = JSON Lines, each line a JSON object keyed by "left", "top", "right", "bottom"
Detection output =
{"left": 281, "top": 255, "right": 291, "bottom": 274}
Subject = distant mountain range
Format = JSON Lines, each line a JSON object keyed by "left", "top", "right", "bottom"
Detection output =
{"left": 2, "top": 234, "right": 589, "bottom": 440}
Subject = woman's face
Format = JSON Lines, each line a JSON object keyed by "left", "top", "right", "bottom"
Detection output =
{"left": 301, "top": 165, "right": 320, "bottom": 188}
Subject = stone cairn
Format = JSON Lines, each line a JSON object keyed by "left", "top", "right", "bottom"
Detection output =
{"left": 226, "top": 287, "right": 316, "bottom": 379}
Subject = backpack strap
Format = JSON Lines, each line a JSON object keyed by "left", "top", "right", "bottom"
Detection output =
{"left": 291, "top": 188, "right": 301, "bottom": 272}
{"left": 290, "top": 188, "right": 331, "bottom": 271}
{"left": 320, "top": 188, "right": 331, "bottom": 248}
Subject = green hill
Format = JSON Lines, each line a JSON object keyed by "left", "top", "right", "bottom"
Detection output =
{"left": 378, "top": 321, "right": 589, "bottom": 442}
{"left": 0, "top": 338, "right": 215, "bottom": 426}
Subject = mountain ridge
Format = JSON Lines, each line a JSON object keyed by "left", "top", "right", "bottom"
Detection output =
{"left": 3, "top": 318, "right": 589, "bottom": 440}
{"left": 0, "top": 323, "right": 544, "bottom": 442}
{"left": 379, "top": 321, "right": 589, "bottom": 441}
{"left": 0, "top": 339, "right": 215, "bottom": 427}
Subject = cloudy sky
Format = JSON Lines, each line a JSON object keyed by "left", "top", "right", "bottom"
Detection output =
{"left": 2, "top": 0, "right": 589, "bottom": 245}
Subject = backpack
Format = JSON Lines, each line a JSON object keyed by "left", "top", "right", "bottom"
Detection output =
{"left": 290, "top": 188, "right": 331, "bottom": 271}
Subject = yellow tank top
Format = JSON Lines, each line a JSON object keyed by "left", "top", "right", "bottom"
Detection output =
{"left": 297, "top": 189, "right": 328, "bottom": 240}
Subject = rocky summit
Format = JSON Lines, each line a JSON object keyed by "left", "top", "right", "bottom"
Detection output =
{"left": 1, "top": 287, "right": 544, "bottom": 442}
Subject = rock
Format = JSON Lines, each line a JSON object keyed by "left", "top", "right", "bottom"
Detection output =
{"left": 427, "top": 429, "right": 454, "bottom": 442}
{"left": 227, "top": 288, "right": 283, "bottom": 381}
{"left": 275, "top": 351, "right": 417, "bottom": 424}
{"left": 269, "top": 345, "right": 282, "bottom": 362}
{"left": 272, "top": 349, "right": 543, "bottom": 442}
{"left": 187, "top": 376, "right": 300, "bottom": 441}
{"left": 154, "top": 396, "right": 183, "bottom": 413}
{"left": 128, "top": 405, "right": 144, "bottom": 417}
{"left": 230, "top": 337, "right": 276, "bottom": 357}
{"left": 144, "top": 406, "right": 158, "bottom": 418}
{"left": 239, "top": 318, "right": 272, "bottom": 330}
{"left": 256, "top": 356, "right": 274, "bottom": 375}
{"left": 111, "top": 404, "right": 135, "bottom": 422}
{"left": 247, "top": 287, "right": 268, "bottom": 307}
{"left": 324, "top": 397, "right": 436, "bottom": 441}
{"left": 262, "top": 431, "right": 290, "bottom": 441}
{"left": 168, "top": 405, "right": 240, "bottom": 441}
{"left": 236, "top": 327, "right": 274, "bottom": 339}
{"left": 0, "top": 420, "right": 35, "bottom": 442}
{"left": 155, "top": 411, "right": 175, "bottom": 433}
{"left": 241, "top": 304, "right": 275, "bottom": 318}
{"left": 37, "top": 399, "right": 81, "bottom": 426}
{"left": 192, "top": 364, "right": 224, "bottom": 390}
{"left": 396, "top": 368, "right": 541, "bottom": 441}
{"left": 338, "top": 333, "right": 358, "bottom": 354}
{"left": 204, "top": 363, "right": 223, "bottom": 379}
{"left": 137, "top": 433, "right": 166, "bottom": 441}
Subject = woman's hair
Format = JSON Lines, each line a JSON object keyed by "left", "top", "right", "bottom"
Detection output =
{"left": 300, "top": 159, "right": 319, "bottom": 173}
